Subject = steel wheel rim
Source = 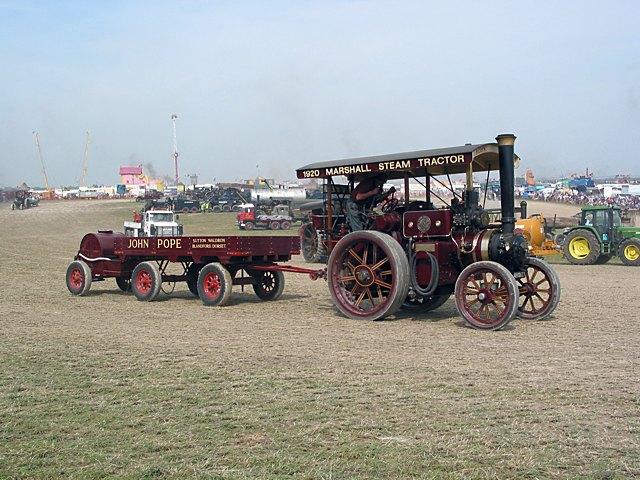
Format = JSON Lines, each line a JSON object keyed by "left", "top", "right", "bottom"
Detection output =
{"left": 330, "top": 239, "right": 395, "bottom": 318}
{"left": 569, "top": 237, "right": 590, "bottom": 259}
{"left": 70, "top": 268, "right": 84, "bottom": 290}
{"left": 203, "top": 272, "right": 222, "bottom": 299}
{"left": 258, "top": 272, "right": 276, "bottom": 293}
{"left": 302, "top": 225, "right": 318, "bottom": 253}
{"left": 624, "top": 244, "right": 639, "bottom": 261}
{"left": 458, "top": 268, "right": 513, "bottom": 325}
{"left": 517, "top": 264, "right": 552, "bottom": 316}
{"left": 136, "top": 270, "right": 153, "bottom": 294}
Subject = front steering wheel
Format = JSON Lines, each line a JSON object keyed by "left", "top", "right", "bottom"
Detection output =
{"left": 381, "top": 196, "right": 399, "bottom": 213}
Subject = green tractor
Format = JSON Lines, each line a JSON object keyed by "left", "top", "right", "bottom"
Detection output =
{"left": 559, "top": 205, "right": 640, "bottom": 266}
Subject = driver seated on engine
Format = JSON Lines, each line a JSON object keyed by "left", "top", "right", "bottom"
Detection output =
{"left": 346, "top": 173, "right": 396, "bottom": 231}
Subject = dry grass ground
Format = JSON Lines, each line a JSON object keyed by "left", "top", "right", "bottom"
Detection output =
{"left": 0, "top": 199, "right": 638, "bottom": 479}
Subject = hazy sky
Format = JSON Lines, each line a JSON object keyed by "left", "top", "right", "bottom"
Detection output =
{"left": 1, "top": 0, "right": 638, "bottom": 187}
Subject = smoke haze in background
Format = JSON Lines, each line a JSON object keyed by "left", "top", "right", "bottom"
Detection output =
{"left": 0, "top": 0, "right": 639, "bottom": 187}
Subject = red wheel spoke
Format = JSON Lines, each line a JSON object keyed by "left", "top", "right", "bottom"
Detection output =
{"left": 354, "top": 290, "right": 366, "bottom": 308}
{"left": 377, "top": 286, "right": 384, "bottom": 303}
{"left": 374, "top": 279, "right": 392, "bottom": 290}
{"left": 362, "top": 246, "right": 368, "bottom": 266}
{"left": 530, "top": 269, "right": 539, "bottom": 283}
{"left": 379, "top": 269, "right": 392, "bottom": 277}
{"left": 371, "top": 258, "right": 389, "bottom": 271}
{"left": 348, "top": 248, "right": 363, "bottom": 264}
{"left": 365, "top": 288, "right": 375, "bottom": 306}
{"left": 339, "top": 275, "right": 355, "bottom": 282}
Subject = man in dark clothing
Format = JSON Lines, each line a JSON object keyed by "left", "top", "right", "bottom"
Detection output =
{"left": 346, "top": 174, "right": 393, "bottom": 231}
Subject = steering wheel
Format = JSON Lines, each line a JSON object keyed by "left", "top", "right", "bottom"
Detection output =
{"left": 381, "top": 196, "right": 399, "bottom": 213}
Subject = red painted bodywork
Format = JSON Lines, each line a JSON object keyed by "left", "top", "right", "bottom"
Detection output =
{"left": 75, "top": 231, "right": 301, "bottom": 280}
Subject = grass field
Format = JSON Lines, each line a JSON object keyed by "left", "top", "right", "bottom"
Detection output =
{"left": 1, "top": 200, "right": 639, "bottom": 479}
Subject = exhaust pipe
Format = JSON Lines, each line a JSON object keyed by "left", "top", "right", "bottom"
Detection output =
{"left": 496, "top": 134, "right": 516, "bottom": 235}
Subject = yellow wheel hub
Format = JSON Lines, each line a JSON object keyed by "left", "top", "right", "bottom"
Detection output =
{"left": 624, "top": 244, "right": 640, "bottom": 261}
{"left": 569, "top": 237, "right": 591, "bottom": 259}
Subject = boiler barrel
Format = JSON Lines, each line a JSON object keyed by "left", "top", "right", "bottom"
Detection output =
{"left": 78, "top": 232, "right": 126, "bottom": 260}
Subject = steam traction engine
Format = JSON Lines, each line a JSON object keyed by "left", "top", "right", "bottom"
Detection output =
{"left": 296, "top": 134, "right": 561, "bottom": 330}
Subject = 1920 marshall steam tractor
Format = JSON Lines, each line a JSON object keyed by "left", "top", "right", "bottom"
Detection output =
{"left": 295, "top": 134, "right": 561, "bottom": 329}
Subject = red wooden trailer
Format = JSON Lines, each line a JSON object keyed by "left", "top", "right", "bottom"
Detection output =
{"left": 66, "top": 231, "right": 324, "bottom": 305}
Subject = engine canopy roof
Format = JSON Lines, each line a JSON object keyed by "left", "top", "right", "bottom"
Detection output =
{"left": 296, "top": 142, "right": 520, "bottom": 180}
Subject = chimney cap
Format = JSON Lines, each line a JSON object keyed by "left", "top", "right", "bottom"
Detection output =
{"left": 496, "top": 133, "right": 516, "bottom": 146}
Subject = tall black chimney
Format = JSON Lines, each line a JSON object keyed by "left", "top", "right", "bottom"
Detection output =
{"left": 496, "top": 133, "right": 516, "bottom": 235}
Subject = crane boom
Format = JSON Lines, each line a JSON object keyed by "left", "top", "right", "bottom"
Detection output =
{"left": 80, "top": 131, "right": 91, "bottom": 187}
{"left": 33, "top": 131, "right": 50, "bottom": 190}
{"left": 171, "top": 114, "right": 179, "bottom": 185}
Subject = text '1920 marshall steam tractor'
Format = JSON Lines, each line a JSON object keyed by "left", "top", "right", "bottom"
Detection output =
{"left": 296, "top": 134, "right": 561, "bottom": 330}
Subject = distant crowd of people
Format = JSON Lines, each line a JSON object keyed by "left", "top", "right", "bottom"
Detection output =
{"left": 517, "top": 190, "right": 640, "bottom": 210}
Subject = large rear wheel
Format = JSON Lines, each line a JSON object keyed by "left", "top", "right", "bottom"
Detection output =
{"left": 115, "top": 276, "right": 131, "bottom": 292}
{"left": 454, "top": 261, "right": 519, "bottom": 330}
{"left": 327, "top": 230, "right": 409, "bottom": 321}
{"left": 619, "top": 238, "right": 640, "bottom": 266}
{"left": 563, "top": 229, "right": 600, "bottom": 265}
{"left": 516, "top": 257, "right": 561, "bottom": 320}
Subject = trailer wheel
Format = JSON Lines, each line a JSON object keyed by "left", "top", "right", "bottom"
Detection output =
{"left": 328, "top": 230, "right": 409, "bottom": 321}
{"left": 190, "top": 206, "right": 199, "bottom": 213}
{"left": 66, "top": 260, "right": 92, "bottom": 296}
{"left": 269, "top": 221, "right": 281, "bottom": 230}
{"left": 186, "top": 264, "right": 201, "bottom": 296}
{"left": 280, "top": 221, "right": 292, "bottom": 230}
{"left": 619, "top": 238, "right": 640, "bottom": 266}
{"left": 131, "top": 262, "right": 162, "bottom": 301}
{"left": 250, "top": 270, "right": 285, "bottom": 301}
{"left": 244, "top": 221, "right": 255, "bottom": 230}
{"left": 516, "top": 257, "right": 561, "bottom": 320}
{"left": 455, "top": 261, "right": 519, "bottom": 330}
{"left": 212, "top": 205, "right": 222, "bottom": 213}
{"left": 222, "top": 204, "right": 231, "bottom": 212}
{"left": 115, "top": 276, "right": 131, "bottom": 292}
{"left": 181, "top": 207, "right": 189, "bottom": 213}
{"left": 197, "top": 263, "right": 232, "bottom": 306}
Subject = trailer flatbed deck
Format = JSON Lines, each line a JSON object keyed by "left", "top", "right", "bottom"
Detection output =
{"left": 66, "top": 231, "right": 324, "bottom": 306}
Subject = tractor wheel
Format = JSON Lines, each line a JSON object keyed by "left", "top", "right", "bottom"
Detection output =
{"left": 66, "top": 260, "right": 92, "bottom": 296}
{"left": 619, "top": 238, "right": 640, "bottom": 266}
{"left": 197, "top": 263, "right": 232, "bottom": 306}
{"left": 186, "top": 263, "right": 202, "bottom": 296}
{"left": 250, "top": 270, "right": 285, "bottom": 301}
{"left": 300, "top": 223, "right": 327, "bottom": 263}
{"left": 181, "top": 207, "right": 189, "bottom": 213}
{"left": 116, "top": 276, "right": 131, "bottom": 292}
{"left": 212, "top": 205, "right": 222, "bottom": 213}
{"left": 269, "top": 221, "right": 281, "bottom": 230}
{"left": 244, "top": 221, "right": 255, "bottom": 230}
{"left": 554, "top": 233, "right": 566, "bottom": 246}
{"left": 131, "top": 262, "right": 162, "bottom": 301}
{"left": 516, "top": 257, "right": 561, "bottom": 320}
{"left": 562, "top": 230, "right": 600, "bottom": 265}
{"left": 454, "top": 261, "right": 519, "bottom": 330}
{"left": 190, "top": 206, "right": 199, "bottom": 213}
{"left": 327, "top": 230, "right": 409, "bottom": 321}
{"left": 280, "top": 221, "right": 292, "bottom": 230}
{"left": 11, "top": 203, "right": 15, "bottom": 210}
{"left": 403, "top": 294, "right": 451, "bottom": 312}
{"left": 222, "top": 204, "right": 231, "bottom": 212}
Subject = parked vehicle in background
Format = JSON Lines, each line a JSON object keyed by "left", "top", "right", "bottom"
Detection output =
{"left": 11, "top": 190, "right": 39, "bottom": 210}
{"left": 236, "top": 203, "right": 294, "bottom": 230}
{"left": 558, "top": 205, "right": 640, "bottom": 266}
{"left": 135, "top": 189, "right": 164, "bottom": 202}
{"left": 124, "top": 209, "right": 184, "bottom": 237}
